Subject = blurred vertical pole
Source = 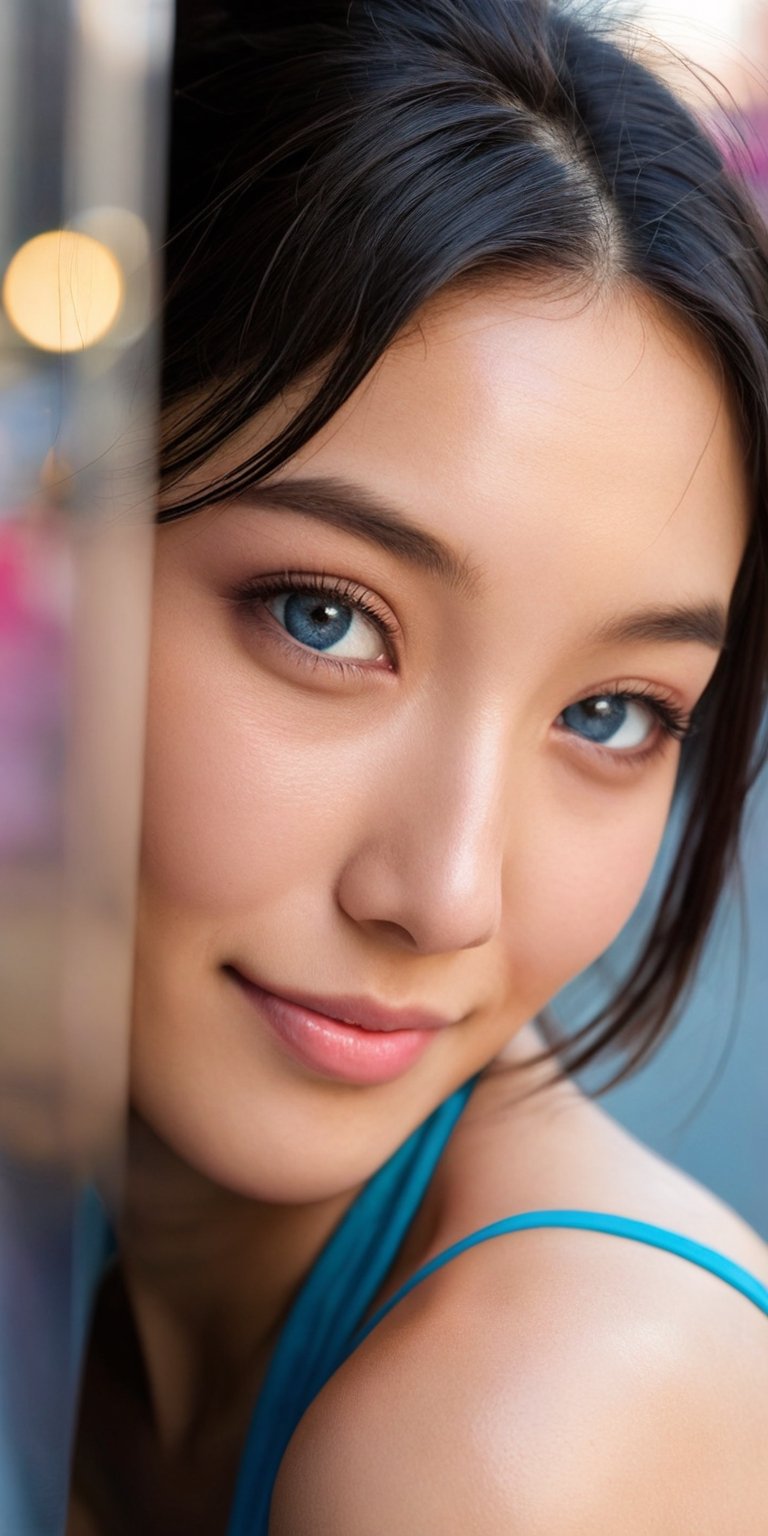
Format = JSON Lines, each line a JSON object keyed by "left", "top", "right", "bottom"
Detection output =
{"left": 0, "top": 2, "right": 174, "bottom": 1530}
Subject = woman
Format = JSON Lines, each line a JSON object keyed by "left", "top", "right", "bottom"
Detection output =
{"left": 68, "top": 1, "right": 768, "bottom": 1532}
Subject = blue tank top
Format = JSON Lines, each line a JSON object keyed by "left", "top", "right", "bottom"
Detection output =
{"left": 225, "top": 1076, "right": 768, "bottom": 1536}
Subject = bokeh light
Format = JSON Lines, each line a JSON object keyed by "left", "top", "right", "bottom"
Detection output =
{"left": 2, "top": 229, "right": 124, "bottom": 353}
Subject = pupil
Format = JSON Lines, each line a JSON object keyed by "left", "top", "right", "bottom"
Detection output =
{"left": 284, "top": 592, "right": 353, "bottom": 651}
{"left": 562, "top": 694, "right": 627, "bottom": 742}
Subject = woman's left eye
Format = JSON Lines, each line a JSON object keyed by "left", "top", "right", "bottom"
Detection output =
{"left": 557, "top": 691, "right": 689, "bottom": 756}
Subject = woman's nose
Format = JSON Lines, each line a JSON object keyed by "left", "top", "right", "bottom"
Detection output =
{"left": 334, "top": 709, "right": 509, "bottom": 955}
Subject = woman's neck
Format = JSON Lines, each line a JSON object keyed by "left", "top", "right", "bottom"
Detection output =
{"left": 113, "top": 1110, "right": 359, "bottom": 1456}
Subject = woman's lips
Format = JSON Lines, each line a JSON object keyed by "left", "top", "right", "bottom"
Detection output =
{"left": 226, "top": 968, "right": 446, "bottom": 1085}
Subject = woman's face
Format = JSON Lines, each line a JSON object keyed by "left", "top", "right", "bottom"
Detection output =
{"left": 133, "top": 279, "right": 748, "bottom": 1201}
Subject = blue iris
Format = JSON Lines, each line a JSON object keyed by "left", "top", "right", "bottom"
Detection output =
{"left": 561, "top": 695, "right": 628, "bottom": 743}
{"left": 282, "top": 592, "right": 353, "bottom": 651}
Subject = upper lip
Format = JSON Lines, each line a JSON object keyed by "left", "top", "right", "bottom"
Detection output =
{"left": 229, "top": 966, "right": 456, "bottom": 1033}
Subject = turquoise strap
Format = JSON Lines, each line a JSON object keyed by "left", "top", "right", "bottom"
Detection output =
{"left": 226, "top": 1077, "right": 478, "bottom": 1536}
{"left": 350, "top": 1207, "right": 768, "bottom": 1355}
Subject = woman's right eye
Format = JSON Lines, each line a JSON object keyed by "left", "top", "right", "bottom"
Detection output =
{"left": 264, "top": 589, "right": 387, "bottom": 662}
{"left": 231, "top": 573, "right": 399, "bottom": 673}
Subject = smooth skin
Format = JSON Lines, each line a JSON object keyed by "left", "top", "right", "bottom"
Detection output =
{"left": 69, "top": 278, "right": 768, "bottom": 1534}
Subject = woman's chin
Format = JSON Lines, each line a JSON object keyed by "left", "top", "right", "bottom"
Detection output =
{"left": 126, "top": 1053, "right": 427, "bottom": 1207}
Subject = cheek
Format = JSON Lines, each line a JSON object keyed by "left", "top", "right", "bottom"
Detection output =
{"left": 139, "top": 615, "right": 365, "bottom": 917}
{"left": 505, "top": 775, "right": 676, "bottom": 1010}
{"left": 141, "top": 668, "right": 300, "bottom": 914}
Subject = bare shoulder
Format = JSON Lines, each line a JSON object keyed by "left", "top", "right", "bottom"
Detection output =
{"left": 270, "top": 1061, "right": 768, "bottom": 1534}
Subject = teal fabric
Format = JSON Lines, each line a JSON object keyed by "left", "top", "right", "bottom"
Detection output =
{"left": 225, "top": 1079, "right": 768, "bottom": 1536}
{"left": 352, "top": 1209, "right": 768, "bottom": 1347}
{"left": 226, "top": 1077, "right": 477, "bottom": 1535}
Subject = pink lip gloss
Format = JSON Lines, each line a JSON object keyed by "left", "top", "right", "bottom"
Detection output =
{"left": 230, "top": 973, "right": 438, "bottom": 1085}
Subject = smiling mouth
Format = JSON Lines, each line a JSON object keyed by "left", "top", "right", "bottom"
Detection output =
{"left": 223, "top": 964, "right": 454, "bottom": 1033}
{"left": 224, "top": 965, "right": 448, "bottom": 1085}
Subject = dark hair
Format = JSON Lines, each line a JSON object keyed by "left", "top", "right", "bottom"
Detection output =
{"left": 159, "top": 0, "right": 768, "bottom": 1091}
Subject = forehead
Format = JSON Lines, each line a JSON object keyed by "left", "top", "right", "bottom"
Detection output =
{"left": 278, "top": 277, "right": 749, "bottom": 620}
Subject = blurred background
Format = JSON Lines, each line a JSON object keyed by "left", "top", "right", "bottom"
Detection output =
{"left": 596, "top": 770, "right": 768, "bottom": 1239}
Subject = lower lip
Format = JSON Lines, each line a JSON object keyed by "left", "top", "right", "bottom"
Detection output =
{"left": 230, "top": 973, "right": 436, "bottom": 1085}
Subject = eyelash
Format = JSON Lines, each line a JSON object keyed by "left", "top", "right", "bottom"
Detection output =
{"left": 560, "top": 684, "right": 694, "bottom": 773}
{"left": 230, "top": 570, "right": 400, "bottom": 674}
{"left": 230, "top": 572, "right": 696, "bottom": 770}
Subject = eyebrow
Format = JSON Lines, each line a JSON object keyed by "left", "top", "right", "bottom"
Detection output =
{"left": 234, "top": 475, "right": 483, "bottom": 597}
{"left": 236, "top": 474, "right": 728, "bottom": 652}
{"left": 588, "top": 601, "right": 728, "bottom": 652}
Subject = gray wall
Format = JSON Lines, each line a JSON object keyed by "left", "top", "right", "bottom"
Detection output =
{"left": 560, "top": 767, "right": 768, "bottom": 1239}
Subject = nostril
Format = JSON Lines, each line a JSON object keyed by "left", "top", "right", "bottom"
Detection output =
{"left": 357, "top": 918, "right": 421, "bottom": 951}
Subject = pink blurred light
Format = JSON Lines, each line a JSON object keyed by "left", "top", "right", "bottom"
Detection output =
{"left": 0, "top": 524, "right": 69, "bottom": 859}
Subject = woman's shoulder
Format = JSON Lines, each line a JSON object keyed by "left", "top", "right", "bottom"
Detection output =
{"left": 450, "top": 1044, "right": 768, "bottom": 1276}
{"left": 270, "top": 1049, "right": 768, "bottom": 1534}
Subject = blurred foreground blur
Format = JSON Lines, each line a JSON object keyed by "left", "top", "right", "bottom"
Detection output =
{"left": 0, "top": 3, "right": 172, "bottom": 1529}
